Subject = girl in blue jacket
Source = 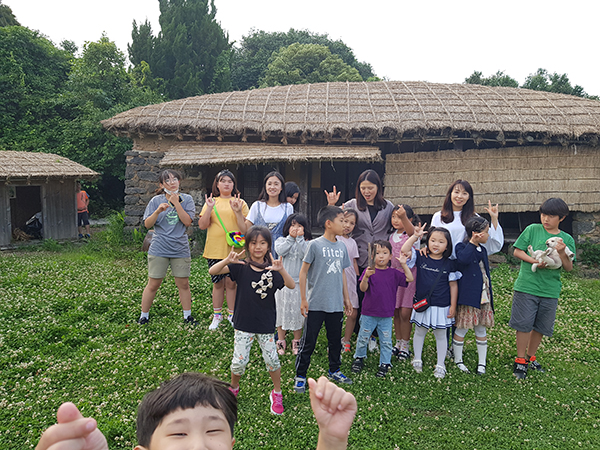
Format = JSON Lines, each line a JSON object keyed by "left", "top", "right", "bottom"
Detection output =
{"left": 453, "top": 216, "right": 494, "bottom": 375}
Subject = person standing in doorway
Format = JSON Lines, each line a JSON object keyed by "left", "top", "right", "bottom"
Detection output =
{"left": 76, "top": 182, "right": 91, "bottom": 239}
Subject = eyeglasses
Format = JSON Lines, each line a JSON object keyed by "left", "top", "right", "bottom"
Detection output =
{"left": 163, "top": 178, "right": 179, "bottom": 185}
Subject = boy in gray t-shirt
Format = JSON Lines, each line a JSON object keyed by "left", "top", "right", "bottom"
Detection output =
{"left": 294, "top": 206, "right": 353, "bottom": 393}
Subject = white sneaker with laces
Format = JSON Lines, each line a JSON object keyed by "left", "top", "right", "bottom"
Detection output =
{"left": 209, "top": 314, "right": 222, "bottom": 330}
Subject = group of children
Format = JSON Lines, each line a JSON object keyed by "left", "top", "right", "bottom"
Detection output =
{"left": 207, "top": 196, "right": 575, "bottom": 415}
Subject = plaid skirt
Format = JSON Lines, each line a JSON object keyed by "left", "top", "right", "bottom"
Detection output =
{"left": 455, "top": 302, "right": 494, "bottom": 329}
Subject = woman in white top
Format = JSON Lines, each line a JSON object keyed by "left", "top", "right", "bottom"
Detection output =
{"left": 245, "top": 171, "right": 294, "bottom": 258}
{"left": 431, "top": 179, "right": 504, "bottom": 258}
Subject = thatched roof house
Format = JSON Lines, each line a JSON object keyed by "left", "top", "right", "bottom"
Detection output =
{"left": 0, "top": 151, "right": 99, "bottom": 246}
{"left": 103, "top": 81, "right": 600, "bottom": 241}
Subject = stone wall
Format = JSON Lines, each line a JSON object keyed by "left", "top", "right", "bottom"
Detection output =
{"left": 123, "top": 138, "right": 206, "bottom": 229}
{"left": 573, "top": 212, "right": 600, "bottom": 244}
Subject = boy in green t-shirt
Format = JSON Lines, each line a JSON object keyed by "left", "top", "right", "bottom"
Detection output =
{"left": 509, "top": 198, "right": 576, "bottom": 379}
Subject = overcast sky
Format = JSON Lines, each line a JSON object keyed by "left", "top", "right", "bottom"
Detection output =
{"left": 6, "top": 0, "right": 600, "bottom": 96}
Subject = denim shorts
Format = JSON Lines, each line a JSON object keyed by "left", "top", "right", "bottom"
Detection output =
{"left": 509, "top": 291, "right": 558, "bottom": 337}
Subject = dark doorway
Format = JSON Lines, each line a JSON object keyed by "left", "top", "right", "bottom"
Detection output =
{"left": 10, "top": 186, "right": 42, "bottom": 235}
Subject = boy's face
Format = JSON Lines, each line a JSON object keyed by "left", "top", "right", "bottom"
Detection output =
{"left": 540, "top": 213, "right": 564, "bottom": 233}
{"left": 374, "top": 245, "right": 392, "bottom": 268}
{"left": 327, "top": 213, "right": 345, "bottom": 235}
{"left": 135, "top": 405, "right": 234, "bottom": 450}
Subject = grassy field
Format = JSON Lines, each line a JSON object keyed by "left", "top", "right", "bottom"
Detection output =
{"left": 1, "top": 239, "right": 599, "bottom": 449}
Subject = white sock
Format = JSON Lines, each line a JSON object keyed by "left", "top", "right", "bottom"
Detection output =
{"left": 400, "top": 339, "right": 410, "bottom": 353}
{"left": 477, "top": 339, "right": 488, "bottom": 366}
{"left": 433, "top": 328, "right": 447, "bottom": 368}
{"left": 273, "top": 390, "right": 282, "bottom": 394}
{"left": 413, "top": 326, "right": 428, "bottom": 361}
{"left": 140, "top": 311, "right": 149, "bottom": 320}
{"left": 453, "top": 339, "right": 464, "bottom": 363}
{"left": 183, "top": 310, "right": 191, "bottom": 319}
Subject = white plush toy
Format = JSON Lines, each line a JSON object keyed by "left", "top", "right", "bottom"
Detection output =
{"left": 527, "top": 237, "right": 575, "bottom": 272}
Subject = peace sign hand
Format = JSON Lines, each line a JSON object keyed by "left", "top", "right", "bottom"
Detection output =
{"left": 205, "top": 193, "right": 215, "bottom": 208}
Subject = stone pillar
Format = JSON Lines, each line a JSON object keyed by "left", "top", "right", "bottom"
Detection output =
{"left": 572, "top": 212, "right": 600, "bottom": 244}
{"left": 124, "top": 150, "right": 165, "bottom": 228}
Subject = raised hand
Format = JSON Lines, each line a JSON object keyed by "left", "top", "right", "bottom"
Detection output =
{"left": 227, "top": 248, "right": 244, "bottom": 263}
{"left": 157, "top": 202, "right": 169, "bottom": 213}
{"left": 205, "top": 193, "right": 215, "bottom": 209}
{"left": 396, "top": 251, "right": 408, "bottom": 265}
{"left": 289, "top": 225, "right": 298, "bottom": 238}
{"left": 267, "top": 255, "right": 284, "bottom": 272}
{"left": 413, "top": 223, "right": 427, "bottom": 240}
{"left": 395, "top": 204, "right": 407, "bottom": 219}
{"left": 36, "top": 402, "right": 108, "bottom": 450}
{"left": 309, "top": 377, "right": 357, "bottom": 450}
{"left": 324, "top": 186, "right": 341, "bottom": 206}
{"left": 484, "top": 200, "right": 499, "bottom": 226}
{"left": 229, "top": 194, "right": 243, "bottom": 212}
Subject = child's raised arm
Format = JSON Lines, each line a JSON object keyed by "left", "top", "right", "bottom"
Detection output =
{"left": 395, "top": 252, "right": 414, "bottom": 282}
{"left": 401, "top": 223, "right": 426, "bottom": 256}
{"left": 268, "top": 255, "right": 296, "bottom": 289}
{"left": 309, "top": 377, "right": 357, "bottom": 450}
{"left": 359, "top": 267, "right": 375, "bottom": 292}
{"left": 395, "top": 205, "right": 415, "bottom": 237}
{"left": 208, "top": 249, "right": 245, "bottom": 276}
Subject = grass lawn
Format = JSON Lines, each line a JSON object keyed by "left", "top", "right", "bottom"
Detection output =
{"left": 1, "top": 240, "right": 599, "bottom": 449}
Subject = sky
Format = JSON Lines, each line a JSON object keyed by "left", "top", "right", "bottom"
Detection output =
{"left": 5, "top": 0, "right": 600, "bottom": 96}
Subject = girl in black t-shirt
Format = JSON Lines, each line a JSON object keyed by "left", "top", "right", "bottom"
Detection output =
{"left": 401, "top": 225, "right": 459, "bottom": 380}
{"left": 209, "top": 226, "right": 295, "bottom": 415}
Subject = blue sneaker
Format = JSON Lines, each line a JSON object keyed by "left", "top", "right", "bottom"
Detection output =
{"left": 328, "top": 370, "right": 353, "bottom": 385}
{"left": 294, "top": 376, "right": 307, "bottom": 393}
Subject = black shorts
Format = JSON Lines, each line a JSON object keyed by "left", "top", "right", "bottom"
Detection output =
{"left": 78, "top": 211, "right": 90, "bottom": 227}
{"left": 206, "top": 258, "right": 232, "bottom": 284}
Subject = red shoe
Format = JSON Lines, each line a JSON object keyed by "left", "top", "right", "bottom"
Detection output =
{"left": 229, "top": 386, "right": 239, "bottom": 397}
{"left": 270, "top": 390, "right": 284, "bottom": 415}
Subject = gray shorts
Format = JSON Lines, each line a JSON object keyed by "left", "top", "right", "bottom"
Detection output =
{"left": 509, "top": 291, "right": 558, "bottom": 337}
{"left": 148, "top": 255, "right": 191, "bottom": 279}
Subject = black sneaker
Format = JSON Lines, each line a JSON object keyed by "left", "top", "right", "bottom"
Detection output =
{"left": 528, "top": 357, "right": 545, "bottom": 373}
{"left": 513, "top": 358, "right": 528, "bottom": 379}
{"left": 138, "top": 317, "right": 149, "bottom": 325}
{"left": 184, "top": 315, "right": 199, "bottom": 326}
{"left": 351, "top": 357, "right": 365, "bottom": 373}
{"left": 376, "top": 363, "right": 391, "bottom": 378}
{"left": 392, "top": 346, "right": 400, "bottom": 357}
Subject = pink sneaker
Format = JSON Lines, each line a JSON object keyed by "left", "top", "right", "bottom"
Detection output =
{"left": 229, "top": 386, "right": 239, "bottom": 397}
{"left": 270, "top": 390, "right": 284, "bottom": 415}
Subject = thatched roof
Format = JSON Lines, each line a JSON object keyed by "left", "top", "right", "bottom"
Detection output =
{"left": 0, "top": 151, "right": 99, "bottom": 181}
{"left": 385, "top": 146, "right": 600, "bottom": 213}
{"left": 160, "top": 142, "right": 382, "bottom": 166}
{"left": 102, "top": 81, "right": 600, "bottom": 145}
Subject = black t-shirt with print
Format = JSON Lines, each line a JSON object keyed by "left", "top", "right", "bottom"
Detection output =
{"left": 228, "top": 263, "right": 285, "bottom": 334}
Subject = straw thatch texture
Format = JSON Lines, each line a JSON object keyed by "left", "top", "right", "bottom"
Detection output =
{"left": 160, "top": 143, "right": 382, "bottom": 166}
{"left": 385, "top": 146, "right": 600, "bottom": 213}
{"left": 102, "top": 81, "right": 600, "bottom": 143}
{"left": 0, "top": 151, "right": 99, "bottom": 181}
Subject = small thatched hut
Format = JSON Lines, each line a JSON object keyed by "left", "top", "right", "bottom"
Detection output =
{"left": 102, "top": 81, "right": 600, "bottom": 242}
{"left": 0, "top": 151, "right": 99, "bottom": 246}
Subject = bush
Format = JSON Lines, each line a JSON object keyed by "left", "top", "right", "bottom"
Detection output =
{"left": 578, "top": 239, "right": 600, "bottom": 267}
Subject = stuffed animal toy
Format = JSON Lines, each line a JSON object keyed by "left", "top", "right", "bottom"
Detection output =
{"left": 527, "top": 237, "right": 575, "bottom": 272}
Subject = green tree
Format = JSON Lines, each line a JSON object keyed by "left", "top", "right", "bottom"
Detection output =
{"left": 464, "top": 70, "right": 519, "bottom": 88}
{"left": 521, "top": 68, "right": 591, "bottom": 97}
{"left": 128, "top": 0, "right": 232, "bottom": 99}
{"left": 259, "top": 43, "right": 363, "bottom": 87}
{"left": 0, "top": 1, "right": 19, "bottom": 27}
{"left": 0, "top": 26, "right": 71, "bottom": 151}
{"left": 232, "top": 28, "right": 374, "bottom": 91}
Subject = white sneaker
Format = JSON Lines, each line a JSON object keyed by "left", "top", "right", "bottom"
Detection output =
{"left": 227, "top": 314, "right": 234, "bottom": 327}
{"left": 434, "top": 365, "right": 446, "bottom": 379}
{"left": 368, "top": 337, "right": 379, "bottom": 352}
{"left": 209, "top": 315, "right": 222, "bottom": 330}
{"left": 412, "top": 359, "right": 423, "bottom": 373}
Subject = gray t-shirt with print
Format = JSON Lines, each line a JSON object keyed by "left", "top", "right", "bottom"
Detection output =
{"left": 303, "top": 236, "right": 350, "bottom": 313}
{"left": 143, "top": 193, "right": 195, "bottom": 258}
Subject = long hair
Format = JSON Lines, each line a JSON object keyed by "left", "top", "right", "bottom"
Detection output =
{"left": 211, "top": 169, "right": 240, "bottom": 197}
{"left": 244, "top": 226, "right": 273, "bottom": 269}
{"left": 440, "top": 179, "right": 475, "bottom": 226}
{"left": 425, "top": 226, "right": 453, "bottom": 259}
{"left": 155, "top": 169, "right": 182, "bottom": 195}
{"left": 282, "top": 213, "right": 312, "bottom": 241}
{"left": 257, "top": 171, "right": 286, "bottom": 204}
{"left": 355, "top": 169, "right": 386, "bottom": 211}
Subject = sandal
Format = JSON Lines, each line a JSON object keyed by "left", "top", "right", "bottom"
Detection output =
{"left": 292, "top": 339, "right": 301, "bottom": 355}
{"left": 397, "top": 350, "right": 410, "bottom": 360}
{"left": 455, "top": 361, "right": 470, "bottom": 373}
{"left": 276, "top": 340, "right": 286, "bottom": 355}
{"left": 476, "top": 364, "right": 486, "bottom": 375}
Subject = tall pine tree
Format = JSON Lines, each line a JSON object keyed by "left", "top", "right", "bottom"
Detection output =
{"left": 129, "top": 0, "right": 232, "bottom": 99}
